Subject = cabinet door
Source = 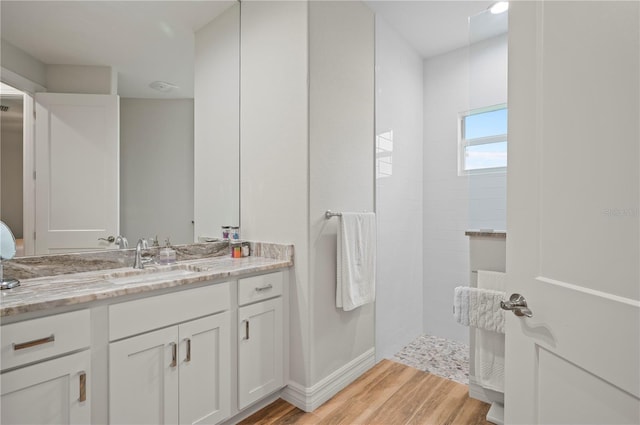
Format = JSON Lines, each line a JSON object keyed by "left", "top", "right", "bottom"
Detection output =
{"left": 179, "top": 312, "right": 231, "bottom": 425}
{"left": 1, "top": 350, "right": 90, "bottom": 425}
{"left": 238, "top": 297, "right": 284, "bottom": 409}
{"left": 109, "top": 326, "right": 179, "bottom": 425}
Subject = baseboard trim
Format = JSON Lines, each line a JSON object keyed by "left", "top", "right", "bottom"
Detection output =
{"left": 281, "top": 348, "right": 376, "bottom": 412}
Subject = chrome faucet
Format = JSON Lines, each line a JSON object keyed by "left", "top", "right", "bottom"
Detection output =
{"left": 115, "top": 235, "right": 128, "bottom": 249}
{"left": 133, "top": 239, "right": 145, "bottom": 269}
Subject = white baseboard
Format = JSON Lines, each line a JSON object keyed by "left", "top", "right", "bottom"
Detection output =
{"left": 281, "top": 348, "right": 376, "bottom": 412}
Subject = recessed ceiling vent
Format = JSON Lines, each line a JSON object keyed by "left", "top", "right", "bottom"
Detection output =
{"left": 149, "top": 81, "right": 179, "bottom": 93}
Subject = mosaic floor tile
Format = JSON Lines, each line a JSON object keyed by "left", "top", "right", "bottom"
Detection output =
{"left": 393, "top": 334, "right": 469, "bottom": 385}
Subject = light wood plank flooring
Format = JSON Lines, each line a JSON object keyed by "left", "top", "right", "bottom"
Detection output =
{"left": 239, "top": 359, "right": 492, "bottom": 425}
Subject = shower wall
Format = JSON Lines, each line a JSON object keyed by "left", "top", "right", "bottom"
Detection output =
{"left": 423, "top": 34, "right": 508, "bottom": 344}
{"left": 375, "top": 16, "right": 424, "bottom": 361}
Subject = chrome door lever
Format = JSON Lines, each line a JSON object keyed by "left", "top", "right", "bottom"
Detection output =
{"left": 500, "top": 293, "right": 533, "bottom": 318}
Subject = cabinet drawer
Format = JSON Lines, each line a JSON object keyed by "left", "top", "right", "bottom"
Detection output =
{"left": 238, "top": 272, "right": 283, "bottom": 306}
{"left": 109, "top": 282, "right": 230, "bottom": 341}
{"left": 1, "top": 309, "right": 90, "bottom": 371}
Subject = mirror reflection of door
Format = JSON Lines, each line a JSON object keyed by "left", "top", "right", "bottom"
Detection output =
{"left": 35, "top": 93, "right": 120, "bottom": 255}
{"left": 0, "top": 82, "right": 24, "bottom": 257}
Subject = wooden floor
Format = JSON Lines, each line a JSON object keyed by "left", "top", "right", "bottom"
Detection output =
{"left": 239, "top": 359, "right": 492, "bottom": 425}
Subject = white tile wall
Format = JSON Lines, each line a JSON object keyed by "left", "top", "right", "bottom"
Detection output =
{"left": 375, "top": 16, "right": 425, "bottom": 361}
{"left": 423, "top": 35, "right": 508, "bottom": 344}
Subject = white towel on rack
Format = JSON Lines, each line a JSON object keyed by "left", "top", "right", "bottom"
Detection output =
{"left": 453, "top": 286, "right": 506, "bottom": 333}
{"left": 336, "top": 212, "right": 376, "bottom": 311}
{"left": 475, "top": 270, "right": 506, "bottom": 392}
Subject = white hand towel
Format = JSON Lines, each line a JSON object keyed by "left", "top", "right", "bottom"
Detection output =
{"left": 336, "top": 212, "right": 376, "bottom": 311}
{"left": 476, "top": 328, "right": 505, "bottom": 392}
{"left": 453, "top": 286, "right": 505, "bottom": 334}
{"left": 475, "top": 270, "right": 506, "bottom": 392}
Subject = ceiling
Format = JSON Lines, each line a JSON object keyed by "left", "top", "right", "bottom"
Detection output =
{"left": 365, "top": 1, "right": 504, "bottom": 58}
{"left": 1, "top": 1, "right": 505, "bottom": 99}
{"left": 0, "top": 1, "right": 235, "bottom": 98}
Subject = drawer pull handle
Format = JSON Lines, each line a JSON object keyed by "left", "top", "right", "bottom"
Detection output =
{"left": 13, "top": 334, "right": 55, "bottom": 351}
{"left": 79, "top": 371, "right": 87, "bottom": 402}
{"left": 170, "top": 342, "right": 177, "bottom": 368}
{"left": 255, "top": 284, "right": 273, "bottom": 292}
{"left": 185, "top": 338, "right": 191, "bottom": 362}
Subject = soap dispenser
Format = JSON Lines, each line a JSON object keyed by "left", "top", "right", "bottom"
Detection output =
{"left": 159, "top": 238, "right": 177, "bottom": 265}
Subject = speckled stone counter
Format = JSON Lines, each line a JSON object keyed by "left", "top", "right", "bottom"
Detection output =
{"left": 1, "top": 242, "right": 293, "bottom": 318}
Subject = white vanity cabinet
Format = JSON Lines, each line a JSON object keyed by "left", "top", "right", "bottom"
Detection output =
{"left": 237, "top": 272, "right": 284, "bottom": 410}
{"left": 0, "top": 310, "right": 91, "bottom": 425}
{"left": 0, "top": 260, "right": 291, "bottom": 425}
{"left": 108, "top": 283, "right": 231, "bottom": 425}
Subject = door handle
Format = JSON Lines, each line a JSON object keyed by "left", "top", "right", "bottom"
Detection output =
{"left": 185, "top": 338, "right": 191, "bottom": 362}
{"left": 79, "top": 371, "right": 87, "bottom": 402}
{"left": 169, "top": 342, "right": 177, "bottom": 367}
{"left": 241, "top": 320, "right": 250, "bottom": 340}
{"left": 500, "top": 293, "right": 533, "bottom": 318}
{"left": 98, "top": 236, "right": 115, "bottom": 243}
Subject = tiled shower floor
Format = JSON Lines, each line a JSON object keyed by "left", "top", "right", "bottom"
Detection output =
{"left": 392, "top": 334, "right": 470, "bottom": 385}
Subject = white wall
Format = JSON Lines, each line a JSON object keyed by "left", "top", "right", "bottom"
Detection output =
{"left": 423, "top": 34, "right": 508, "bottom": 343}
{"left": 194, "top": 3, "right": 239, "bottom": 240}
{"left": 46, "top": 65, "right": 116, "bottom": 95}
{"left": 241, "top": 0, "right": 375, "bottom": 401}
{"left": 309, "top": 0, "right": 375, "bottom": 383}
{"left": 120, "top": 98, "right": 194, "bottom": 244}
{"left": 1, "top": 39, "right": 46, "bottom": 88}
{"left": 374, "top": 16, "right": 424, "bottom": 361}
{"left": 240, "top": 0, "right": 310, "bottom": 387}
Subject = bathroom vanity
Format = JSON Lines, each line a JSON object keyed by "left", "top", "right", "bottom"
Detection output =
{"left": 0, "top": 242, "right": 293, "bottom": 425}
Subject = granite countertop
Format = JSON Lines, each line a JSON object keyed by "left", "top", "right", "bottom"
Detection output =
{"left": 1, "top": 242, "right": 293, "bottom": 318}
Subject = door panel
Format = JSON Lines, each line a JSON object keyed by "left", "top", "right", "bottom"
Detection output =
{"left": 179, "top": 313, "right": 231, "bottom": 425}
{"left": 109, "top": 326, "right": 178, "bottom": 425}
{"left": 35, "top": 93, "right": 119, "bottom": 254}
{"left": 1, "top": 350, "right": 90, "bottom": 425}
{"left": 506, "top": 2, "right": 640, "bottom": 423}
{"left": 238, "top": 298, "right": 283, "bottom": 409}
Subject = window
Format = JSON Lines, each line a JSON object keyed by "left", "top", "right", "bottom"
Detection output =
{"left": 459, "top": 105, "right": 507, "bottom": 175}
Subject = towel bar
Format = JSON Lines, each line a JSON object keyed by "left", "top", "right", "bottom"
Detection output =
{"left": 325, "top": 210, "right": 342, "bottom": 219}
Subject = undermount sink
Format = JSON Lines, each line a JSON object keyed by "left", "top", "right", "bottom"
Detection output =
{"left": 105, "top": 263, "right": 200, "bottom": 285}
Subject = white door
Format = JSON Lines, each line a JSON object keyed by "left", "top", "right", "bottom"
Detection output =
{"left": 238, "top": 297, "right": 284, "bottom": 410}
{"left": 34, "top": 93, "right": 119, "bottom": 254}
{"left": 505, "top": 2, "right": 639, "bottom": 423}
{"left": 179, "top": 313, "right": 231, "bottom": 425}
{"left": 1, "top": 350, "right": 91, "bottom": 425}
{"left": 109, "top": 326, "right": 179, "bottom": 425}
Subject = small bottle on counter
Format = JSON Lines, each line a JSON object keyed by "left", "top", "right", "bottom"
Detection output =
{"left": 230, "top": 226, "right": 240, "bottom": 240}
{"left": 221, "top": 226, "right": 230, "bottom": 240}
{"left": 230, "top": 241, "right": 242, "bottom": 258}
{"left": 241, "top": 242, "right": 250, "bottom": 257}
{"left": 159, "top": 238, "right": 177, "bottom": 264}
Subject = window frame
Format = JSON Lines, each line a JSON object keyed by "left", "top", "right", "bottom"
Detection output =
{"left": 458, "top": 103, "right": 508, "bottom": 176}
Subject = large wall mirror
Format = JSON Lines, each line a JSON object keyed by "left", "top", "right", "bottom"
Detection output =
{"left": 0, "top": 1, "right": 240, "bottom": 256}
